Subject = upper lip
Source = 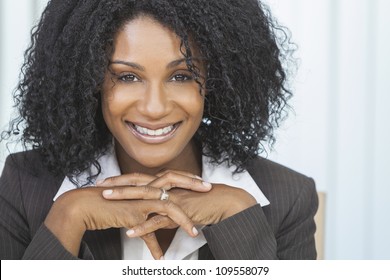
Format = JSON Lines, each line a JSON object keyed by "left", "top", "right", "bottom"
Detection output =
{"left": 126, "top": 121, "right": 180, "bottom": 130}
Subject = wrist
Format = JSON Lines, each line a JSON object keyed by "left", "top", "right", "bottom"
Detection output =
{"left": 44, "top": 192, "right": 86, "bottom": 256}
{"left": 220, "top": 189, "right": 257, "bottom": 221}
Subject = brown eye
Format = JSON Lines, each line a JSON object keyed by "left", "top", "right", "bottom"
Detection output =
{"left": 119, "top": 74, "right": 140, "bottom": 82}
{"left": 171, "top": 73, "right": 193, "bottom": 82}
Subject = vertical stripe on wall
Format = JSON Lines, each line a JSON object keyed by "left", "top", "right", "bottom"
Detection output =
{"left": 325, "top": 0, "right": 340, "bottom": 260}
{"left": 336, "top": 0, "right": 371, "bottom": 259}
{"left": 371, "top": 0, "right": 390, "bottom": 259}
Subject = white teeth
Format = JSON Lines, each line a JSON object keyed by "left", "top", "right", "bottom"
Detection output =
{"left": 134, "top": 124, "right": 174, "bottom": 136}
{"left": 147, "top": 129, "right": 155, "bottom": 136}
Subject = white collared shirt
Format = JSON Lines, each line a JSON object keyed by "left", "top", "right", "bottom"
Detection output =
{"left": 54, "top": 147, "right": 270, "bottom": 260}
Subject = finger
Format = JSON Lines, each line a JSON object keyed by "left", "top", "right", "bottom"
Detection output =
{"left": 96, "top": 173, "right": 156, "bottom": 187}
{"left": 101, "top": 186, "right": 196, "bottom": 236}
{"left": 102, "top": 185, "right": 163, "bottom": 200}
{"left": 139, "top": 232, "right": 164, "bottom": 260}
{"left": 126, "top": 215, "right": 177, "bottom": 237}
{"left": 151, "top": 200, "right": 199, "bottom": 237}
{"left": 150, "top": 171, "right": 212, "bottom": 192}
{"left": 125, "top": 199, "right": 198, "bottom": 237}
{"left": 157, "top": 169, "right": 202, "bottom": 180}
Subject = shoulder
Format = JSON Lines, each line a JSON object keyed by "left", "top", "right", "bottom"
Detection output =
{"left": 245, "top": 156, "right": 317, "bottom": 223}
{"left": 3, "top": 150, "right": 50, "bottom": 176}
{"left": 1, "top": 149, "right": 64, "bottom": 202}
{"left": 3, "top": 150, "right": 64, "bottom": 184}
{"left": 246, "top": 156, "right": 315, "bottom": 197}
{"left": 245, "top": 157, "right": 318, "bottom": 259}
{"left": 1, "top": 150, "right": 64, "bottom": 234}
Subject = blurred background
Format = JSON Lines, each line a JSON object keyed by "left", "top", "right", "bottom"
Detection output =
{"left": 0, "top": 0, "right": 389, "bottom": 259}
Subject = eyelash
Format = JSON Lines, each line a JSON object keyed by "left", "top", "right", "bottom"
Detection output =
{"left": 170, "top": 73, "right": 193, "bottom": 82}
{"left": 116, "top": 72, "right": 194, "bottom": 83}
{"left": 118, "top": 74, "right": 140, "bottom": 82}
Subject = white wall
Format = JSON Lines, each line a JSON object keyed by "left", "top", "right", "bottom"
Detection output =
{"left": 265, "top": 0, "right": 390, "bottom": 259}
{"left": 1, "top": 0, "right": 389, "bottom": 259}
{"left": 0, "top": 0, "right": 48, "bottom": 162}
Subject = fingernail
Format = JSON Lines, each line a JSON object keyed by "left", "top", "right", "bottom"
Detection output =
{"left": 194, "top": 175, "right": 203, "bottom": 180}
{"left": 96, "top": 179, "right": 104, "bottom": 185}
{"left": 202, "top": 181, "right": 212, "bottom": 188}
{"left": 160, "top": 256, "right": 165, "bottom": 260}
{"left": 126, "top": 229, "right": 135, "bottom": 236}
{"left": 192, "top": 227, "right": 199, "bottom": 236}
{"left": 102, "top": 189, "right": 113, "bottom": 196}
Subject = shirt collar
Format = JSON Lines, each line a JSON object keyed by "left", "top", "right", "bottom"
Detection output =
{"left": 202, "top": 156, "right": 270, "bottom": 207}
{"left": 54, "top": 146, "right": 270, "bottom": 259}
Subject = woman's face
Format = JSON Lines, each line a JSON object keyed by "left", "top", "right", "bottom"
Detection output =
{"left": 102, "top": 16, "right": 204, "bottom": 169}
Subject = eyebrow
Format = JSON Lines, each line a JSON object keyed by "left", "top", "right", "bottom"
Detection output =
{"left": 166, "top": 58, "right": 202, "bottom": 69}
{"left": 110, "top": 57, "right": 203, "bottom": 71}
{"left": 110, "top": 60, "right": 145, "bottom": 71}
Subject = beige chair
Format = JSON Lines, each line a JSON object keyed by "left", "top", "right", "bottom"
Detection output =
{"left": 314, "top": 192, "right": 326, "bottom": 259}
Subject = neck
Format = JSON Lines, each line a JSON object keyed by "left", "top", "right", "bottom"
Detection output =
{"left": 115, "top": 139, "right": 202, "bottom": 176}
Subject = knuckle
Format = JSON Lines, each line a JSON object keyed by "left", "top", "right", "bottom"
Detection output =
{"left": 164, "top": 171, "right": 175, "bottom": 180}
{"left": 183, "top": 218, "right": 192, "bottom": 227}
{"left": 115, "top": 187, "right": 124, "bottom": 194}
{"left": 130, "top": 173, "right": 141, "bottom": 185}
{"left": 191, "top": 177, "right": 197, "bottom": 186}
{"left": 163, "top": 200, "right": 175, "bottom": 210}
{"left": 129, "top": 180, "right": 137, "bottom": 186}
{"left": 143, "top": 185, "right": 153, "bottom": 194}
{"left": 152, "top": 215, "right": 164, "bottom": 225}
{"left": 104, "top": 177, "right": 113, "bottom": 184}
{"left": 109, "top": 176, "right": 118, "bottom": 183}
{"left": 144, "top": 232, "right": 155, "bottom": 240}
{"left": 137, "top": 223, "right": 146, "bottom": 233}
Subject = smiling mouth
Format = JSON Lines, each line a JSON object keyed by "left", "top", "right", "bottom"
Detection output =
{"left": 126, "top": 121, "right": 181, "bottom": 144}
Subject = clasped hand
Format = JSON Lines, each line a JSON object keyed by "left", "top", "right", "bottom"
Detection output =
{"left": 45, "top": 170, "right": 256, "bottom": 260}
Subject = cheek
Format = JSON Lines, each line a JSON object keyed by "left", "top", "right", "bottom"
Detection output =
{"left": 101, "top": 84, "right": 134, "bottom": 120}
{"left": 173, "top": 87, "right": 204, "bottom": 118}
{"left": 101, "top": 93, "right": 116, "bottom": 121}
{"left": 187, "top": 95, "right": 204, "bottom": 120}
{"left": 101, "top": 90, "right": 126, "bottom": 131}
{"left": 101, "top": 75, "right": 125, "bottom": 118}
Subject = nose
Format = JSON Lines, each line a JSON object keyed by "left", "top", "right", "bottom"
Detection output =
{"left": 137, "top": 83, "right": 170, "bottom": 120}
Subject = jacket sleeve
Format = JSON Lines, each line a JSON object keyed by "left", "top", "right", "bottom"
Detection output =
{"left": 275, "top": 178, "right": 318, "bottom": 259}
{"left": 23, "top": 224, "right": 93, "bottom": 260}
{"left": 201, "top": 179, "right": 318, "bottom": 260}
{"left": 202, "top": 204, "right": 278, "bottom": 259}
{"left": 0, "top": 155, "right": 93, "bottom": 260}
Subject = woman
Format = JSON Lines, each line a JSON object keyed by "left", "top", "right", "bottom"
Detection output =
{"left": 0, "top": 0, "right": 318, "bottom": 260}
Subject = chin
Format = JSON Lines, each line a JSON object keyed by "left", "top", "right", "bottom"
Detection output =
{"left": 129, "top": 151, "right": 174, "bottom": 168}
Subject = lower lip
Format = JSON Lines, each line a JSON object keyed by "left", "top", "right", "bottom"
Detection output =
{"left": 127, "top": 122, "right": 180, "bottom": 144}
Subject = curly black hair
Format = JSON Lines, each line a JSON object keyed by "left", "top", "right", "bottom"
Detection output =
{"left": 3, "top": 0, "right": 294, "bottom": 180}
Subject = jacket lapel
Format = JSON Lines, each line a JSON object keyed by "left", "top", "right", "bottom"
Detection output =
{"left": 198, "top": 244, "right": 214, "bottom": 260}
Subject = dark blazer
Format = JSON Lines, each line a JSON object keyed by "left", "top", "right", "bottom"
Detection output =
{"left": 0, "top": 150, "right": 318, "bottom": 260}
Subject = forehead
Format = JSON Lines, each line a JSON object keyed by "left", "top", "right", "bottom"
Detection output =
{"left": 111, "top": 16, "right": 184, "bottom": 61}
